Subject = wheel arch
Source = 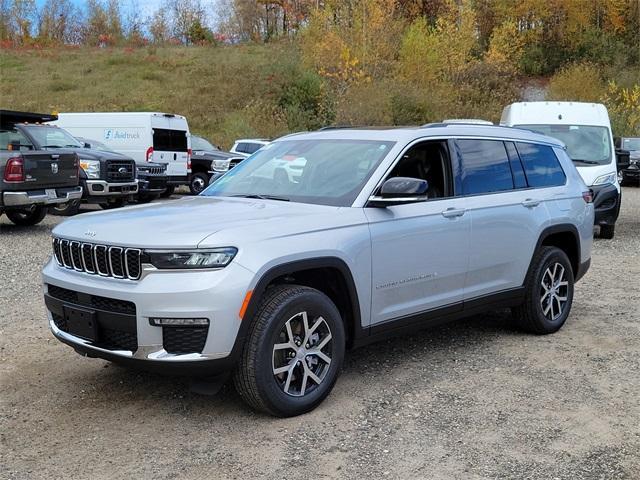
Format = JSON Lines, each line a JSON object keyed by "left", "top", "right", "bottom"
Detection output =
{"left": 528, "top": 224, "right": 581, "bottom": 281}
{"left": 239, "top": 257, "right": 362, "bottom": 350}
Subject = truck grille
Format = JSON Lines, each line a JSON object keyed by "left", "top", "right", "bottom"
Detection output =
{"left": 228, "top": 157, "right": 243, "bottom": 169}
{"left": 53, "top": 238, "right": 142, "bottom": 280}
{"left": 138, "top": 166, "right": 165, "bottom": 175}
{"left": 106, "top": 160, "right": 135, "bottom": 182}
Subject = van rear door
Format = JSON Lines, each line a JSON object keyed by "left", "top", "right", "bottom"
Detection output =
{"left": 151, "top": 116, "right": 190, "bottom": 180}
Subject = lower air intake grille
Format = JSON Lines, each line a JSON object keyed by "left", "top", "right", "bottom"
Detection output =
{"left": 163, "top": 326, "right": 209, "bottom": 354}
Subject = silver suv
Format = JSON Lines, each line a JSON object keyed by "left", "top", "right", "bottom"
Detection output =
{"left": 43, "top": 124, "right": 594, "bottom": 416}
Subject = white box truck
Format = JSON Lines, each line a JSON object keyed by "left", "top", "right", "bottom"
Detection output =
{"left": 55, "top": 112, "right": 191, "bottom": 195}
{"left": 501, "top": 102, "right": 621, "bottom": 239}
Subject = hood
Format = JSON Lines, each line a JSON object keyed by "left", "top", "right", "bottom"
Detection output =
{"left": 59, "top": 147, "right": 132, "bottom": 162}
{"left": 192, "top": 149, "right": 239, "bottom": 160}
{"left": 51, "top": 196, "right": 349, "bottom": 249}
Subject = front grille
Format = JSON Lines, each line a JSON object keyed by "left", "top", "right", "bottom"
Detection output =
{"left": 48, "top": 284, "right": 136, "bottom": 315}
{"left": 163, "top": 326, "right": 209, "bottom": 354}
{"left": 106, "top": 160, "right": 135, "bottom": 182}
{"left": 52, "top": 238, "right": 141, "bottom": 280}
{"left": 228, "top": 158, "right": 243, "bottom": 169}
{"left": 101, "top": 327, "right": 138, "bottom": 351}
{"left": 138, "top": 166, "right": 165, "bottom": 175}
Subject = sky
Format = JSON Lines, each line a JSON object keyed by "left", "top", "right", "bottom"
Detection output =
{"left": 34, "top": 1, "right": 218, "bottom": 21}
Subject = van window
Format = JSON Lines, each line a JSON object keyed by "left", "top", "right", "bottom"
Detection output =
{"left": 153, "top": 129, "right": 188, "bottom": 152}
{"left": 457, "top": 139, "right": 513, "bottom": 195}
{"left": 517, "top": 124, "right": 611, "bottom": 165}
{"left": 515, "top": 142, "right": 566, "bottom": 187}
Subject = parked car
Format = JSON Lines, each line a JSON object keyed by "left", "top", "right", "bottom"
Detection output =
{"left": 614, "top": 137, "right": 640, "bottom": 186}
{"left": 43, "top": 124, "right": 593, "bottom": 417}
{"left": 0, "top": 110, "right": 82, "bottom": 225}
{"left": 189, "top": 134, "right": 244, "bottom": 195}
{"left": 54, "top": 112, "right": 191, "bottom": 197}
{"left": 229, "top": 138, "right": 269, "bottom": 157}
{"left": 501, "top": 102, "right": 621, "bottom": 239}
{"left": 76, "top": 137, "right": 168, "bottom": 203}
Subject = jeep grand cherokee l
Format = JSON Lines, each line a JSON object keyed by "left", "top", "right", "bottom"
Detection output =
{"left": 43, "top": 124, "right": 593, "bottom": 417}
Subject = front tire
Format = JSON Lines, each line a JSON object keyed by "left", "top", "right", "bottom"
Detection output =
{"left": 99, "top": 198, "right": 127, "bottom": 210}
{"left": 599, "top": 224, "right": 615, "bottom": 239}
{"left": 512, "top": 246, "right": 574, "bottom": 334}
{"left": 5, "top": 206, "right": 47, "bottom": 226}
{"left": 49, "top": 199, "right": 80, "bottom": 216}
{"left": 234, "top": 285, "right": 345, "bottom": 417}
{"left": 189, "top": 172, "right": 209, "bottom": 195}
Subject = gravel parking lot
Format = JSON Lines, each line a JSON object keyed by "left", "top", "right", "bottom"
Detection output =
{"left": 1, "top": 188, "right": 639, "bottom": 480}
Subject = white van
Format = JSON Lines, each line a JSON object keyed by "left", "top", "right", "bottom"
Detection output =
{"left": 55, "top": 112, "right": 191, "bottom": 190}
{"left": 501, "top": 102, "right": 621, "bottom": 238}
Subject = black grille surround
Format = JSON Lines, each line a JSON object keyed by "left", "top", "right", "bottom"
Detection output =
{"left": 106, "top": 159, "right": 136, "bottom": 182}
{"left": 52, "top": 238, "right": 142, "bottom": 280}
{"left": 163, "top": 326, "right": 209, "bottom": 354}
{"left": 46, "top": 284, "right": 138, "bottom": 352}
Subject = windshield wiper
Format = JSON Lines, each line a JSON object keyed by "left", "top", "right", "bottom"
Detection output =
{"left": 229, "top": 194, "right": 290, "bottom": 202}
{"left": 572, "top": 159, "right": 600, "bottom": 165}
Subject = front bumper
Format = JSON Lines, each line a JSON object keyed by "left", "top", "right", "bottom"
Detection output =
{"left": 85, "top": 180, "right": 138, "bottom": 197}
{"left": 42, "top": 258, "right": 255, "bottom": 375}
{"left": 2, "top": 185, "right": 83, "bottom": 207}
{"left": 137, "top": 176, "right": 168, "bottom": 194}
{"left": 591, "top": 183, "right": 620, "bottom": 226}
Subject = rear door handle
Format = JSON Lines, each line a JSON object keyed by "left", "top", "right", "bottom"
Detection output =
{"left": 522, "top": 198, "right": 541, "bottom": 208}
{"left": 442, "top": 207, "right": 466, "bottom": 218}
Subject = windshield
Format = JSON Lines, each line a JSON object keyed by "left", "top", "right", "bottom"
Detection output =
{"left": 516, "top": 124, "right": 611, "bottom": 165}
{"left": 81, "top": 138, "right": 115, "bottom": 152}
{"left": 202, "top": 139, "right": 395, "bottom": 207}
{"left": 24, "top": 125, "right": 83, "bottom": 149}
{"left": 192, "top": 135, "right": 216, "bottom": 151}
{"left": 622, "top": 138, "right": 640, "bottom": 151}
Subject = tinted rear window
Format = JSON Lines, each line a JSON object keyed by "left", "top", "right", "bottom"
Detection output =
{"left": 515, "top": 142, "right": 566, "bottom": 187}
{"left": 237, "top": 142, "right": 263, "bottom": 154}
{"left": 457, "top": 139, "right": 513, "bottom": 195}
{"left": 153, "top": 129, "right": 188, "bottom": 152}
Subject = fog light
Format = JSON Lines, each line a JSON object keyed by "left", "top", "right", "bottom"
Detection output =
{"left": 149, "top": 317, "right": 210, "bottom": 327}
{"left": 93, "top": 184, "right": 104, "bottom": 192}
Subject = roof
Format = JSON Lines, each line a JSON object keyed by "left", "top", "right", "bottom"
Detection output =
{"left": 501, "top": 101, "right": 611, "bottom": 127}
{"left": 57, "top": 112, "right": 186, "bottom": 119}
{"left": 278, "top": 124, "right": 565, "bottom": 147}
{"left": 0, "top": 109, "right": 58, "bottom": 126}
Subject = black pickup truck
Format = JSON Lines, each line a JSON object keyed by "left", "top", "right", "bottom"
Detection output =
{"left": 0, "top": 110, "right": 82, "bottom": 226}
{"left": 189, "top": 134, "right": 244, "bottom": 194}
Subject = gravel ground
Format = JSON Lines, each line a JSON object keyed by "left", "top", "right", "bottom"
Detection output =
{"left": 1, "top": 188, "right": 639, "bottom": 480}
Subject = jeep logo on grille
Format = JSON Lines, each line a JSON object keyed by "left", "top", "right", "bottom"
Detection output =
{"left": 51, "top": 163, "right": 58, "bottom": 174}
{"left": 118, "top": 167, "right": 127, "bottom": 173}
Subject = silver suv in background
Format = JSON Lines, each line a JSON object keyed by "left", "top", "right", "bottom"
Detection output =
{"left": 43, "top": 125, "right": 593, "bottom": 416}
{"left": 229, "top": 138, "right": 269, "bottom": 157}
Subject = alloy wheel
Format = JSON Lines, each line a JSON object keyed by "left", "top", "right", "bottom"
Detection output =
{"left": 272, "top": 311, "right": 333, "bottom": 397}
{"left": 540, "top": 262, "right": 569, "bottom": 320}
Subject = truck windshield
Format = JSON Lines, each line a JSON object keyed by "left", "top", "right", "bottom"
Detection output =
{"left": 622, "top": 138, "right": 640, "bottom": 151}
{"left": 517, "top": 124, "right": 611, "bottom": 165}
{"left": 23, "top": 125, "right": 83, "bottom": 149}
{"left": 202, "top": 139, "right": 395, "bottom": 207}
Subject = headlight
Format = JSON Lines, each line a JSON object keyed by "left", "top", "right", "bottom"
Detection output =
{"left": 213, "top": 159, "right": 231, "bottom": 171}
{"left": 592, "top": 172, "right": 617, "bottom": 186}
{"left": 79, "top": 159, "right": 100, "bottom": 179}
{"left": 146, "top": 248, "right": 237, "bottom": 269}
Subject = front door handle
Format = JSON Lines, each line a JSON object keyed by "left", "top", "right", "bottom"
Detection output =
{"left": 442, "top": 207, "right": 466, "bottom": 218}
{"left": 522, "top": 198, "right": 541, "bottom": 208}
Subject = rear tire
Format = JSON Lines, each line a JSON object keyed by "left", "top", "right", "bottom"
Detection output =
{"left": 233, "top": 285, "right": 345, "bottom": 417}
{"left": 189, "top": 172, "right": 209, "bottom": 195}
{"left": 5, "top": 206, "right": 47, "bottom": 226}
{"left": 160, "top": 185, "right": 175, "bottom": 198}
{"left": 49, "top": 199, "right": 80, "bottom": 216}
{"left": 512, "top": 246, "right": 574, "bottom": 334}
{"left": 599, "top": 224, "right": 615, "bottom": 239}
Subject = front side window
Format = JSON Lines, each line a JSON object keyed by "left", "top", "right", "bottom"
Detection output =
{"left": 22, "top": 125, "right": 82, "bottom": 149}
{"left": 517, "top": 124, "right": 611, "bottom": 165}
{"left": 457, "top": 139, "right": 513, "bottom": 195}
{"left": 202, "top": 139, "right": 394, "bottom": 207}
{"left": 515, "top": 142, "right": 566, "bottom": 188}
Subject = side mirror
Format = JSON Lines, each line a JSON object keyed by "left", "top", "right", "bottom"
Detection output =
{"left": 84, "top": 142, "right": 91, "bottom": 149}
{"left": 616, "top": 148, "right": 630, "bottom": 171}
{"left": 368, "top": 177, "right": 429, "bottom": 207}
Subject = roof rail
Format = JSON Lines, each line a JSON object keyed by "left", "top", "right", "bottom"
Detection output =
{"left": 442, "top": 118, "right": 493, "bottom": 125}
{"left": 317, "top": 125, "right": 362, "bottom": 131}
